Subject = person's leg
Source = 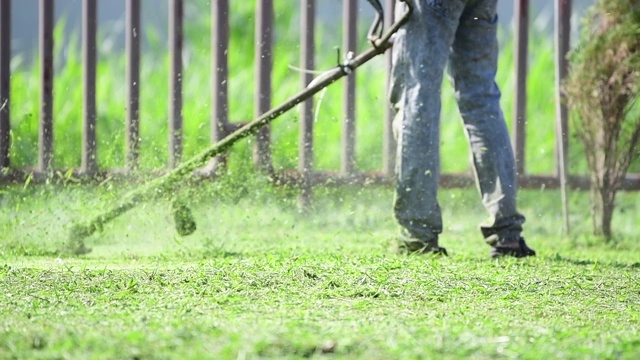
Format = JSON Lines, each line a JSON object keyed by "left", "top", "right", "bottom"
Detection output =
{"left": 447, "top": 0, "right": 534, "bottom": 256}
{"left": 390, "top": 0, "right": 465, "bottom": 252}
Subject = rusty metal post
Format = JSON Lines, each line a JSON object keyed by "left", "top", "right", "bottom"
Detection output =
{"left": 39, "top": 0, "right": 54, "bottom": 172}
{"left": 341, "top": 0, "right": 357, "bottom": 176}
{"left": 0, "top": 0, "right": 10, "bottom": 169}
{"left": 254, "top": 0, "right": 273, "bottom": 173}
{"left": 82, "top": 0, "right": 98, "bottom": 175}
{"left": 126, "top": 0, "right": 141, "bottom": 170}
{"left": 299, "top": 0, "right": 315, "bottom": 208}
{"left": 383, "top": 0, "right": 396, "bottom": 177}
{"left": 168, "top": 0, "right": 183, "bottom": 168}
{"left": 555, "top": 0, "right": 571, "bottom": 234}
{"left": 513, "top": 0, "right": 528, "bottom": 176}
{"left": 209, "top": 0, "right": 229, "bottom": 171}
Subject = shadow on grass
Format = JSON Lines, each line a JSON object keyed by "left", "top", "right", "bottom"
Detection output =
{"left": 551, "top": 253, "right": 640, "bottom": 269}
{"left": 201, "top": 249, "right": 243, "bottom": 259}
{"left": 200, "top": 242, "right": 244, "bottom": 259}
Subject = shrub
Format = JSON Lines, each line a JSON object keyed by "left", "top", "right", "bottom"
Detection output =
{"left": 565, "top": 0, "right": 640, "bottom": 240}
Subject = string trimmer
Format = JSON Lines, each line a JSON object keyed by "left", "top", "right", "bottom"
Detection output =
{"left": 66, "top": 0, "right": 413, "bottom": 253}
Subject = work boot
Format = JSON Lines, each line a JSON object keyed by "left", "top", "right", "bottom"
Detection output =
{"left": 396, "top": 237, "right": 448, "bottom": 256}
{"left": 488, "top": 236, "right": 536, "bottom": 258}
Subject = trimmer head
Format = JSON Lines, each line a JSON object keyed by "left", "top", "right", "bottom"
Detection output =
{"left": 64, "top": 223, "right": 95, "bottom": 255}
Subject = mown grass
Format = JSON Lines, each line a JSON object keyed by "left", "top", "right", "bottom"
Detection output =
{"left": 1, "top": 179, "right": 640, "bottom": 359}
{"left": 3, "top": 2, "right": 640, "bottom": 359}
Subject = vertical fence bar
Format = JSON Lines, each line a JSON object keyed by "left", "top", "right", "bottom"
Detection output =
{"left": 341, "top": 0, "right": 357, "bottom": 175}
{"left": 383, "top": 0, "right": 395, "bottom": 177}
{"left": 126, "top": 0, "right": 141, "bottom": 171}
{"left": 555, "top": 0, "right": 571, "bottom": 234}
{"left": 168, "top": 0, "right": 183, "bottom": 168}
{"left": 299, "top": 0, "right": 315, "bottom": 207}
{"left": 0, "top": 0, "right": 10, "bottom": 169}
{"left": 513, "top": 0, "right": 528, "bottom": 176}
{"left": 254, "top": 0, "right": 273, "bottom": 172}
{"left": 209, "top": 0, "right": 229, "bottom": 171}
{"left": 38, "top": 0, "right": 54, "bottom": 172}
{"left": 82, "top": 0, "right": 97, "bottom": 175}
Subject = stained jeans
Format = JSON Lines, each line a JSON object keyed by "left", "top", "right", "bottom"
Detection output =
{"left": 390, "top": 0, "right": 525, "bottom": 244}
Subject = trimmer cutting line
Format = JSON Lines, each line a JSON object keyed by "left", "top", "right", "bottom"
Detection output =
{"left": 67, "top": 0, "right": 413, "bottom": 253}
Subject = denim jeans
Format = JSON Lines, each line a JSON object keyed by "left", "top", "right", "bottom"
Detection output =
{"left": 390, "top": 0, "right": 525, "bottom": 244}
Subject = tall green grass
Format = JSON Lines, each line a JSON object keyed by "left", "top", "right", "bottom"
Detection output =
{"left": 8, "top": 1, "right": 609, "bottom": 176}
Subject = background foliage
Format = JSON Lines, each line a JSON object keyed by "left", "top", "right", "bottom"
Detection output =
{"left": 7, "top": 1, "right": 611, "bottom": 176}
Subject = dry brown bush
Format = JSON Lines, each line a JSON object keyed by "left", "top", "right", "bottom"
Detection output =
{"left": 565, "top": 0, "right": 640, "bottom": 240}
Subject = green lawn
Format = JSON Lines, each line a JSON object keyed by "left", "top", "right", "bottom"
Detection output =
{"left": 1, "top": 180, "right": 639, "bottom": 359}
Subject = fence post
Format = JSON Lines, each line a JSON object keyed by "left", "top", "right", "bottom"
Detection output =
{"left": 383, "top": 0, "right": 395, "bottom": 177}
{"left": 513, "top": 0, "right": 528, "bottom": 176}
{"left": 126, "top": 0, "right": 141, "bottom": 171}
{"left": 299, "top": 0, "right": 315, "bottom": 208}
{"left": 0, "top": 0, "right": 10, "bottom": 170}
{"left": 341, "top": 0, "right": 357, "bottom": 176}
{"left": 168, "top": 0, "right": 183, "bottom": 168}
{"left": 254, "top": 0, "right": 273, "bottom": 173}
{"left": 39, "top": 0, "right": 54, "bottom": 172}
{"left": 82, "top": 0, "right": 98, "bottom": 175}
{"left": 555, "top": 0, "right": 572, "bottom": 234}
{"left": 207, "top": 0, "right": 230, "bottom": 173}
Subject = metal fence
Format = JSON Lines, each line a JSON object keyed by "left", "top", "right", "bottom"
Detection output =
{"left": 0, "top": 0, "right": 638, "bottom": 191}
